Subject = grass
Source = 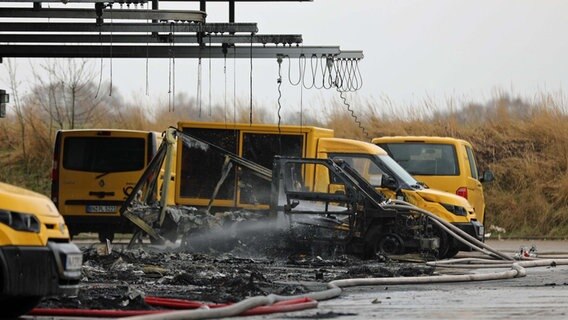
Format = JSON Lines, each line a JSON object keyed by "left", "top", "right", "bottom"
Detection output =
{"left": 1, "top": 90, "right": 567, "bottom": 238}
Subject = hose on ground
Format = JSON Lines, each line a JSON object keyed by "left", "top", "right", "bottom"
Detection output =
{"left": 31, "top": 297, "right": 318, "bottom": 319}
{"left": 386, "top": 200, "right": 514, "bottom": 261}
{"left": 427, "top": 258, "right": 568, "bottom": 269}
{"left": 29, "top": 309, "right": 165, "bottom": 317}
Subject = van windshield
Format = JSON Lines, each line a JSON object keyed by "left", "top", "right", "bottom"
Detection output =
{"left": 376, "top": 154, "right": 419, "bottom": 187}
{"left": 63, "top": 137, "right": 146, "bottom": 173}
{"left": 328, "top": 153, "right": 419, "bottom": 188}
{"left": 378, "top": 143, "right": 459, "bottom": 176}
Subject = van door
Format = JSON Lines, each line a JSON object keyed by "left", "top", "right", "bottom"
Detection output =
{"left": 463, "top": 144, "right": 486, "bottom": 224}
{"left": 57, "top": 131, "right": 149, "bottom": 236}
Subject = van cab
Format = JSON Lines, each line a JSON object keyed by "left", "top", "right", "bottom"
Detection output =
{"left": 51, "top": 129, "right": 173, "bottom": 242}
{"left": 372, "top": 136, "right": 494, "bottom": 224}
{"left": 0, "top": 181, "right": 81, "bottom": 317}
{"left": 318, "top": 138, "right": 483, "bottom": 258}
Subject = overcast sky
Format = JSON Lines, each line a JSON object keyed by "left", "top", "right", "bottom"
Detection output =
{"left": 2, "top": 0, "right": 568, "bottom": 118}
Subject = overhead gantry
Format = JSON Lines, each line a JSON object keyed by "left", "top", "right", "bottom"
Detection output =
{"left": 0, "top": 0, "right": 363, "bottom": 59}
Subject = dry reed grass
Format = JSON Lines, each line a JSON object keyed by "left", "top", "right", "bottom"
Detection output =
{"left": 0, "top": 90, "right": 567, "bottom": 237}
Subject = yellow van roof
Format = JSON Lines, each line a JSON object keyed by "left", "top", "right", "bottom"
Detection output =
{"left": 178, "top": 121, "right": 334, "bottom": 135}
{"left": 372, "top": 136, "right": 472, "bottom": 147}
{"left": 318, "top": 138, "right": 388, "bottom": 155}
{"left": 58, "top": 129, "right": 154, "bottom": 135}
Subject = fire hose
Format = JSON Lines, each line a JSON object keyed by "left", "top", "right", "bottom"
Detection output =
{"left": 29, "top": 297, "right": 318, "bottom": 318}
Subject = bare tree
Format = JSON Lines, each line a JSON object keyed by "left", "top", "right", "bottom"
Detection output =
{"left": 30, "top": 58, "right": 114, "bottom": 131}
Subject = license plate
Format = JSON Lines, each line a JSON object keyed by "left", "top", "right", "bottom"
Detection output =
{"left": 86, "top": 205, "right": 117, "bottom": 213}
{"left": 66, "top": 254, "right": 83, "bottom": 270}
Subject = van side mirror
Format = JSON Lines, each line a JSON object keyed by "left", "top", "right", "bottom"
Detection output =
{"left": 480, "top": 170, "right": 494, "bottom": 183}
{"left": 381, "top": 174, "right": 397, "bottom": 189}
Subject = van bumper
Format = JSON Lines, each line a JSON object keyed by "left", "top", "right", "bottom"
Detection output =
{"left": 0, "top": 242, "right": 82, "bottom": 297}
{"left": 65, "top": 215, "right": 133, "bottom": 235}
{"left": 452, "top": 221, "right": 485, "bottom": 251}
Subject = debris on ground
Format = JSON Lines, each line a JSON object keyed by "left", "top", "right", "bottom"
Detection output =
{"left": 514, "top": 245, "right": 538, "bottom": 259}
{"left": 38, "top": 240, "right": 435, "bottom": 311}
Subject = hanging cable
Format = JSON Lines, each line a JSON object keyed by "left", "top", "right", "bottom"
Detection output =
{"left": 287, "top": 55, "right": 302, "bottom": 86}
{"left": 301, "top": 55, "right": 315, "bottom": 89}
{"left": 233, "top": 45, "right": 238, "bottom": 175}
{"left": 348, "top": 60, "right": 358, "bottom": 92}
{"left": 208, "top": 33, "right": 212, "bottom": 117}
{"left": 109, "top": 3, "right": 113, "bottom": 96}
{"left": 332, "top": 59, "right": 343, "bottom": 90}
{"left": 320, "top": 56, "right": 330, "bottom": 90}
{"left": 223, "top": 46, "right": 228, "bottom": 127}
{"left": 300, "top": 70, "right": 304, "bottom": 129}
{"left": 355, "top": 60, "right": 364, "bottom": 90}
{"left": 197, "top": 57, "right": 202, "bottom": 118}
{"left": 168, "top": 23, "right": 173, "bottom": 112}
{"left": 145, "top": 2, "right": 150, "bottom": 96}
{"left": 94, "top": 18, "right": 103, "bottom": 98}
{"left": 171, "top": 22, "right": 177, "bottom": 112}
{"left": 249, "top": 33, "right": 253, "bottom": 125}
{"left": 333, "top": 65, "right": 369, "bottom": 140}
{"left": 233, "top": 46, "right": 236, "bottom": 125}
{"left": 345, "top": 60, "right": 353, "bottom": 92}
{"left": 276, "top": 56, "right": 283, "bottom": 154}
{"left": 312, "top": 55, "right": 324, "bottom": 90}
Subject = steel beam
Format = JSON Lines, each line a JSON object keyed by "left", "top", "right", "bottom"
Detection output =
{"left": 1, "top": 0, "right": 312, "bottom": 2}
{"left": 0, "top": 8, "right": 206, "bottom": 23}
{"left": 0, "top": 45, "right": 364, "bottom": 59}
{"left": 0, "top": 22, "right": 258, "bottom": 33}
{"left": 0, "top": 34, "right": 302, "bottom": 45}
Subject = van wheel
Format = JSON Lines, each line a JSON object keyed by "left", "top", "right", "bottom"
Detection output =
{"left": 444, "top": 246, "right": 459, "bottom": 259}
{"left": 376, "top": 233, "right": 405, "bottom": 255}
{"left": 434, "top": 228, "right": 450, "bottom": 259}
{"left": 0, "top": 296, "right": 42, "bottom": 318}
{"left": 365, "top": 225, "right": 404, "bottom": 258}
{"left": 98, "top": 231, "right": 114, "bottom": 243}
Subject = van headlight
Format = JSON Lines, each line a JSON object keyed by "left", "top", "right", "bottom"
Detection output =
{"left": 440, "top": 203, "right": 468, "bottom": 216}
{"left": 0, "top": 209, "right": 41, "bottom": 233}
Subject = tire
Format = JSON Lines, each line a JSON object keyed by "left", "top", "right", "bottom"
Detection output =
{"left": 0, "top": 296, "right": 42, "bottom": 318}
{"left": 365, "top": 225, "right": 405, "bottom": 258}
{"left": 434, "top": 227, "right": 450, "bottom": 259}
{"left": 444, "top": 246, "right": 459, "bottom": 259}
{"left": 377, "top": 233, "right": 405, "bottom": 255}
{"left": 98, "top": 231, "right": 115, "bottom": 243}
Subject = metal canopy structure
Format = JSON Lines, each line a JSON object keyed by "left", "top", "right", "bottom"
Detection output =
{"left": 0, "top": 0, "right": 364, "bottom": 60}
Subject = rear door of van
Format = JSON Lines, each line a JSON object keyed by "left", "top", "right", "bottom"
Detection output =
{"left": 52, "top": 130, "right": 156, "bottom": 236}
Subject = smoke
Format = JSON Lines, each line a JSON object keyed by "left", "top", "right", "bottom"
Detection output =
{"left": 182, "top": 213, "right": 291, "bottom": 257}
{"left": 182, "top": 207, "right": 348, "bottom": 258}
